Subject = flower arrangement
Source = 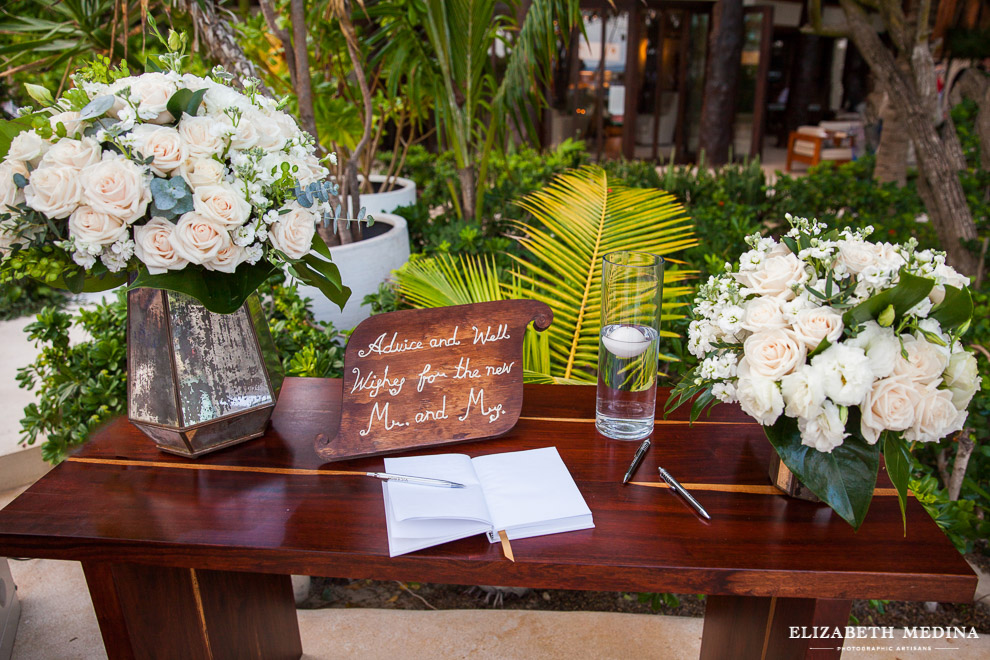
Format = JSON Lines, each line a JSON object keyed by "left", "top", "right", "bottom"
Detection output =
{"left": 0, "top": 28, "right": 360, "bottom": 314}
{"left": 668, "top": 214, "right": 977, "bottom": 529}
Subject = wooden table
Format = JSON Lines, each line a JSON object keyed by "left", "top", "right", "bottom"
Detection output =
{"left": 0, "top": 379, "right": 976, "bottom": 659}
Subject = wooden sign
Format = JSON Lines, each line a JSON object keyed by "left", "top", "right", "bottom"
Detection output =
{"left": 315, "top": 299, "right": 553, "bottom": 462}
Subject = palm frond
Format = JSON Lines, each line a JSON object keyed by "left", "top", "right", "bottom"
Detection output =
{"left": 395, "top": 253, "right": 503, "bottom": 309}
{"left": 512, "top": 165, "right": 698, "bottom": 382}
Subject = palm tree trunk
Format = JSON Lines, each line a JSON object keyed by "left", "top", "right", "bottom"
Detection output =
{"left": 289, "top": 0, "right": 318, "bottom": 143}
{"left": 874, "top": 96, "right": 909, "bottom": 186}
{"left": 699, "top": 0, "right": 744, "bottom": 166}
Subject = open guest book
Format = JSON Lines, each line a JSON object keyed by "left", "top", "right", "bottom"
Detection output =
{"left": 382, "top": 447, "right": 594, "bottom": 557}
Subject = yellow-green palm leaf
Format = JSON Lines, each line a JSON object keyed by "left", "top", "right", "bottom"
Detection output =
{"left": 511, "top": 166, "right": 697, "bottom": 382}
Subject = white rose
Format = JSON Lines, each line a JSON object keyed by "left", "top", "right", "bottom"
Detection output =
{"left": 788, "top": 307, "right": 844, "bottom": 351}
{"left": 177, "top": 158, "right": 226, "bottom": 189}
{"left": 268, "top": 203, "right": 317, "bottom": 260}
{"left": 736, "top": 371, "right": 784, "bottom": 426}
{"left": 49, "top": 111, "right": 84, "bottom": 137}
{"left": 740, "top": 296, "right": 787, "bottom": 334}
{"left": 798, "top": 400, "right": 848, "bottom": 453}
{"left": 285, "top": 154, "right": 327, "bottom": 186}
{"left": 245, "top": 109, "right": 284, "bottom": 151}
{"left": 733, "top": 253, "right": 810, "bottom": 300}
{"left": 39, "top": 137, "right": 102, "bottom": 171}
{"left": 133, "top": 218, "right": 188, "bottom": 274}
{"left": 8, "top": 131, "right": 49, "bottom": 165}
{"left": 192, "top": 184, "right": 251, "bottom": 229}
{"left": 0, "top": 159, "right": 29, "bottom": 210}
{"left": 835, "top": 239, "right": 879, "bottom": 275}
{"left": 171, "top": 211, "right": 231, "bottom": 264}
{"left": 177, "top": 114, "right": 226, "bottom": 160}
{"left": 204, "top": 242, "right": 247, "bottom": 273}
{"left": 942, "top": 350, "right": 980, "bottom": 411}
{"left": 742, "top": 328, "right": 806, "bottom": 380}
{"left": 271, "top": 111, "right": 300, "bottom": 140}
{"left": 892, "top": 334, "right": 948, "bottom": 385}
{"left": 780, "top": 366, "right": 826, "bottom": 419}
{"left": 845, "top": 321, "right": 899, "bottom": 379}
{"left": 68, "top": 206, "right": 128, "bottom": 247}
{"left": 129, "top": 73, "right": 177, "bottom": 124}
{"left": 860, "top": 375, "right": 922, "bottom": 444}
{"left": 131, "top": 125, "right": 186, "bottom": 177}
{"left": 904, "top": 383, "right": 967, "bottom": 443}
{"left": 225, "top": 115, "right": 260, "bottom": 151}
{"left": 201, "top": 79, "right": 248, "bottom": 115}
{"left": 81, "top": 157, "right": 151, "bottom": 223}
{"left": 24, "top": 165, "right": 81, "bottom": 218}
{"left": 811, "top": 343, "right": 873, "bottom": 407}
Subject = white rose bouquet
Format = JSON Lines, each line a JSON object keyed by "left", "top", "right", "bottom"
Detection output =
{"left": 668, "top": 214, "right": 978, "bottom": 529}
{"left": 0, "top": 31, "right": 363, "bottom": 313}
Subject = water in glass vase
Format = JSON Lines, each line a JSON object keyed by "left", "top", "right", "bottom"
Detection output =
{"left": 596, "top": 324, "right": 659, "bottom": 440}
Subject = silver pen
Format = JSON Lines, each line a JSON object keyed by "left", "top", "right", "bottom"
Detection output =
{"left": 622, "top": 438, "right": 651, "bottom": 484}
{"left": 658, "top": 466, "right": 711, "bottom": 520}
{"left": 367, "top": 472, "right": 466, "bottom": 488}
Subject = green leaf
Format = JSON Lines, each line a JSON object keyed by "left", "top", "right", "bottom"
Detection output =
{"left": 289, "top": 257, "right": 351, "bottom": 311}
{"left": 130, "top": 262, "right": 277, "bottom": 314}
{"left": 764, "top": 413, "right": 880, "bottom": 529}
{"left": 882, "top": 432, "right": 912, "bottom": 535}
{"left": 0, "top": 114, "right": 42, "bottom": 159}
{"left": 929, "top": 285, "right": 973, "bottom": 331}
{"left": 807, "top": 337, "right": 832, "bottom": 360}
{"left": 23, "top": 83, "right": 53, "bottom": 106}
{"left": 842, "top": 269, "right": 934, "bottom": 330}
{"left": 164, "top": 88, "right": 206, "bottom": 121}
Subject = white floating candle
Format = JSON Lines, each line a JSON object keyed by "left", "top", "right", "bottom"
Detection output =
{"left": 602, "top": 325, "right": 650, "bottom": 359}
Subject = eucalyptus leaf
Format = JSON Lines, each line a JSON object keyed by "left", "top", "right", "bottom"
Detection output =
{"left": 78, "top": 95, "right": 115, "bottom": 121}
{"left": 12, "top": 173, "right": 27, "bottom": 188}
{"left": 165, "top": 89, "right": 193, "bottom": 121}
{"left": 764, "top": 413, "right": 880, "bottom": 529}
{"left": 130, "top": 262, "right": 278, "bottom": 315}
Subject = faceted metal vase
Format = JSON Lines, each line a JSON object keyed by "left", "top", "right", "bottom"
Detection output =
{"left": 127, "top": 288, "right": 284, "bottom": 458}
{"left": 768, "top": 451, "right": 821, "bottom": 503}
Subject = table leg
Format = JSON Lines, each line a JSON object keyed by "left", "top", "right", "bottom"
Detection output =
{"left": 82, "top": 561, "right": 302, "bottom": 660}
{"left": 700, "top": 595, "right": 851, "bottom": 660}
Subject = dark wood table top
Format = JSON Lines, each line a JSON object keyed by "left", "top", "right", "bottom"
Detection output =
{"left": 0, "top": 378, "right": 976, "bottom": 602}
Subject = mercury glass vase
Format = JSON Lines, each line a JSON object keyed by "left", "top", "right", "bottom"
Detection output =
{"left": 126, "top": 288, "right": 284, "bottom": 458}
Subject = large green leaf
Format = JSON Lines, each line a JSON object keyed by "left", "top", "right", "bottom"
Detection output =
{"left": 929, "top": 284, "right": 973, "bottom": 331}
{"left": 842, "top": 269, "right": 933, "bottom": 329}
{"left": 130, "top": 262, "right": 278, "bottom": 315}
{"left": 0, "top": 114, "right": 43, "bottom": 159}
{"left": 883, "top": 431, "right": 912, "bottom": 535}
{"left": 764, "top": 414, "right": 880, "bottom": 529}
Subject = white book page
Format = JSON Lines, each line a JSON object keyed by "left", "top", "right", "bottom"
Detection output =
{"left": 471, "top": 447, "right": 593, "bottom": 539}
{"left": 384, "top": 453, "right": 492, "bottom": 524}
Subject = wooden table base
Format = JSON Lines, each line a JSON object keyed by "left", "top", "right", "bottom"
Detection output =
{"left": 701, "top": 595, "right": 851, "bottom": 660}
{"left": 82, "top": 563, "right": 302, "bottom": 660}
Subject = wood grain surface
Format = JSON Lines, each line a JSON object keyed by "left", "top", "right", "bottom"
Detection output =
{"left": 316, "top": 299, "right": 553, "bottom": 462}
{"left": 0, "top": 378, "right": 976, "bottom": 603}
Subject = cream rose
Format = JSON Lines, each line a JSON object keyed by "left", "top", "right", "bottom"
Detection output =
{"left": 942, "top": 350, "right": 980, "bottom": 411}
{"left": 734, "top": 253, "right": 809, "bottom": 300}
{"left": 68, "top": 206, "right": 128, "bottom": 247}
{"left": 780, "top": 365, "right": 826, "bottom": 420}
{"left": 129, "top": 73, "right": 176, "bottom": 124}
{"left": 8, "top": 131, "right": 49, "bottom": 165}
{"left": 835, "top": 239, "right": 879, "bottom": 275}
{"left": 285, "top": 154, "right": 327, "bottom": 186}
{"left": 131, "top": 125, "right": 186, "bottom": 177}
{"left": 246, "top": 109, "right": 284, "bottom": 151}
{"left": 81, "top": 157, "right": 151, "bottom": 223}
{"left": 39, "top": 137, "right": 102, "bottom": 171}
{"left": 0, "top": 159, "right": 29, "bottom": 210}
{"left": 860, "top": 375, "right": 921, "bottom": 444}
{"left": 49, "top": 111, "right": 84, "bottom": 137}
{"left": 24, "top": 165, "right": 81, "bottom": 218}
{"left": 177, "top": 115, "right": 226, "bottom": 160}
{"left": 177, "top": 158, "right": 226, "bottom": 189}
{"left": 193, "top": 184, "right": 251, "bottom": 229}
{"left": 788, "top": 307, "right": 844, "bottom": 351}
{"left": 810, "top": 343, "right": 873, "bottom": 407}
{"left": 204, "top": 242, "right": 247, "bottom": 273}
{"left": 845, "top": 321, "right": 899, "bottom": 379}
{"left": 133, "top": 218, "right": 188, "bottom": 274}
{"left": 271, "top": 111, "right": 300, "bottom": 141}
{"left": 742, "top": 328, "right": 806, "bottom": 380}
{"left": 736, "top": 371, "right": 784, "bottom": 426}
{"left": 740, "top": 296, "right": 787, "bottom": 334}
{"left": 904, "top": 384, "right": 967, "bottom": 443}
{"left": 892, "top": 334, "right": 948, "bottom": 385}
{"left": 171, "top": 212, "right": 231, "bottom": 264}
{"left": 225, "top": 114, "right": 260, "bottom": 151}
{"left": 268, "top": 204, "right": 317, "bottom": 260}
{"left": 798, "top": 400, "right": 848, "bottom": 453}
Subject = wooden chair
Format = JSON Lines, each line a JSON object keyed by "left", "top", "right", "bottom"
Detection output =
{"left": 785, "top": 125, "right": 854, "bottom": 172}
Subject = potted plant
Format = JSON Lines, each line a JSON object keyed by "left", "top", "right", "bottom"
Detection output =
{"left": 0, "top": 27, "right": 358, "bottom": 456}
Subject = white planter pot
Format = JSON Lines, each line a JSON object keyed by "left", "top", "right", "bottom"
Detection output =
{"left": 356, "top": 174, "right": 417, "bottom": 216}
{"left": 299, "top": 212, "right": 411, "bottom": 330}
